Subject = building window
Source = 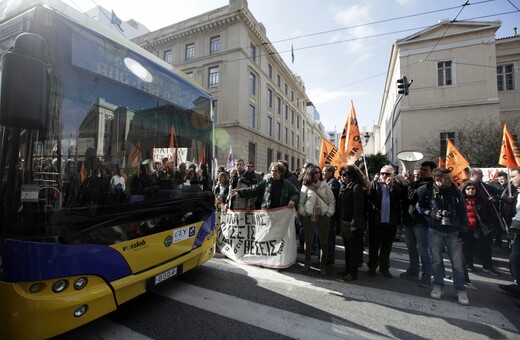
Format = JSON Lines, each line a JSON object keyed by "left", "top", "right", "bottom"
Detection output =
{"left": 291, "top": 157, "right": 295, "bottom": 171}
{"left": 291, "top": 110, "right": 295, "bottom": 125}
{"left": 284, "top": 83, "right": 288, "bottom": 95}
{"left": 267, "top": 148, "right": 273, "bottom": 170}
{"left": 276, "top": 97, "right": 281, "bottom": 114}
{"left": 249, "top": 72, "right": 256, "bottom": 95}
{"left": 248, "top": 104, "right": 255, "bottom": 128}
{"left": 248, "top": 142, "right": 256, "bottom": 165}
{"left": 296, "top": 135, "right": 300, "bottom": 149}
{"left": 285, "top": 127, "right": 288, "bottom": 144}
{"left": 276, "top": 122, "right": 281, "bottom": 141}
{"left": 277, "top": 151, "right": 282, "bottom": 161}
{"left": 291, "top": 131, "right": 294, "bottom": 147}
{"left": 268, "top": 64, "right": 273, "bottom": 78}
{"left": 185, "top": 43, "right": 195, "bottom": 61}
{"left": 497, "top": 64, "right": 514, "bottom": 91}
{"left": 249, "top": 43, "right": 256, "bottom": 62}
{"left": 297, "top": 115, "right": 300, "bottom": 129}
{"left": 440, "top": 131, "right": 455, "bottom": 157}
{"left": 208, "top": 66, "right": 219, "bottom": 88}
{"left": 437, "top": 60, "right": 452, "bottom": 86}
{"left": 267, "top": 88, "right": 273, "bottom": 108}
{"left": 277, "top": 75, "right": 281, "bottom": 88}
{"left": 267, "top": 116, "right": 272, "bottom": 136}
{"left": 291, "top": 91, "right": 294, "bottom": 102}
{"left": 163, "top": 50, "right": 172, "bottom": 64}
{"left": 284, "top": 105, "right": 288, "bottom": 120}
{"left": 210, "top": 36, "right": 220, "bottom": 55}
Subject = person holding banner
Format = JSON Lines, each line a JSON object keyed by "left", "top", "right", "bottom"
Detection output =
{"left": 230, "top": 162, "right": 299, "bottom": 210}
{"left": 298, "top": 165, "right": 336, "bottom": 275}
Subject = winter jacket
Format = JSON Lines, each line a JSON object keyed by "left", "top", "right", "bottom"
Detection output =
{"left": 337, "top": 181, "right": 365, "bottom": 229}
{"left": 298, "top": 180, "right": 336, "bottom": 217}
{"left": 416, "top": 182, "right": 468, "bottom": 233}
{"left": 237, "top": 177, "right": 299, "bottom": 210}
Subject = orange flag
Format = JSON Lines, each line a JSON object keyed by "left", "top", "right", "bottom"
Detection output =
{"left": 169, "top": 125, "right": 176, "bottom": 148}
{"left": 446, "top": 139, "right": 469, "bottom": 184}
{"left": 128, "top": 140, "right": 141, "bottom": 167}
{"left": 79, "top": 162, "right": 87, "bottom": 184}
{"left": 438, "top": 156, "right": 445, "bottom": 167}
{"left": 499, "top": 123, "right": 520, "bottom": 168}
{"left": 319, "top": 137, "right": 342, "bottom": 171}
{"left": 339, "top": 101, "right": 364, "bottom": 165}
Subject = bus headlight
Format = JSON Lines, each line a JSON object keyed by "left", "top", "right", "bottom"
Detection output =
{"left": 73, "top": 277, "right": 88, "bottom": 290}
{"left": 29, "top": 282, "right": 44, "bottom": 293}
{"left": 74, "top": 305, "right": 88, "bottom": 317}
{"left": 52, "top": 279, "right": 68, "bottom": 293}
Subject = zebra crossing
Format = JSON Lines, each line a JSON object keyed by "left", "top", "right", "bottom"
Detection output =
{"left": 56, "top": 243, "right": 519, "bottom": 339}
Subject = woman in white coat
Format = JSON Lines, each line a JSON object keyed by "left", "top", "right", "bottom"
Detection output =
{"left": 298, "top": 165, "right": 336, "bottom": 275}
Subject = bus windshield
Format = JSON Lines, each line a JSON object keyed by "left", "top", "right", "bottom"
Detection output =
{"left": 0, "top": 7, "right": 214, "bottom": 244}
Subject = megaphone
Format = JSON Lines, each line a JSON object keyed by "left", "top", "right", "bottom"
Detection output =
{"left": 397, "top": 150, "right": 423, "bottom": 175}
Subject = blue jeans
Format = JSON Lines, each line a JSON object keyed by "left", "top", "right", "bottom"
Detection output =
{"left": 405, "top": 223, "right": 432, "bottom": 277}
{"left": 429, "top": 229, "right": 465, "bottom": 291}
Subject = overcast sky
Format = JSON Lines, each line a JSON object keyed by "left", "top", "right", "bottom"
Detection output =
{"left": 62, "top": 0, "right": 519, "bottom": 133}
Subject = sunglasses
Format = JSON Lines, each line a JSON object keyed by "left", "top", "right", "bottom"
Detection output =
{"left": 465, "top": 187, "right": 476, "bottom": 190}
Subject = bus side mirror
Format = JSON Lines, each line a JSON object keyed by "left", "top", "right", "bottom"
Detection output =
{"left": 0, "top": 32, "right": 48, "bottom": 130}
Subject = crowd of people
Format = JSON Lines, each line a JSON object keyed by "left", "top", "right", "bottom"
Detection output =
{"left": 216, "top": 158, "right": 520, "bottom": 307}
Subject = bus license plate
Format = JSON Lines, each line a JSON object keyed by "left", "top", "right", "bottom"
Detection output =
{"left": 154, "top": 267, "right": 178, "bottom": 285}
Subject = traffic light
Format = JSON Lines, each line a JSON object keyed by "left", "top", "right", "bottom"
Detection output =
{"left": 397, "top": 76, "right": 409, "bottom": 95}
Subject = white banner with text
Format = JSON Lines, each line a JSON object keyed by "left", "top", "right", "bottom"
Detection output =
{"left": 217, "top": 207, "right": 297, "bottom": 268}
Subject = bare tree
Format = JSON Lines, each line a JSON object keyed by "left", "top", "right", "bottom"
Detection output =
{"left": 419, "top": 117, "right": 520, "bottom": 167}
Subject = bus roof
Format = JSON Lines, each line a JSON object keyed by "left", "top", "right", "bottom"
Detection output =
{"left": 0, "top": 0, "right": 211, "bottom": 101}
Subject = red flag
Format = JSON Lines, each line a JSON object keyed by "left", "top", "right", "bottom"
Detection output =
{"left": 339, "top": 101, "right": 364, "bottom": 166}
{"left": 446, "top": 139, "right": 469, "bottom": 184}
{"left": 199, "top": 143, "right": 206, "bottom": 166}
{"left": 499, "top": 123, "right": 520, "bottom": 168}
{"left": 438, "top": 156, "right": 445, "bottom": 168}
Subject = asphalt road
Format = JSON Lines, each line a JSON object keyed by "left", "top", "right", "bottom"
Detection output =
{"left": 54, "top": 237, "right": 520, "bottom": 339}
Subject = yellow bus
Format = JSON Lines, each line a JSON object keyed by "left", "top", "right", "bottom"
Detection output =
{"left": 0, "top": 1, "right": 216, "bottom": 338}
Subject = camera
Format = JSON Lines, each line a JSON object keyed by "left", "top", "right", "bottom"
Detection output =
{"left": 440, "top": 210, "right": 451, "bottom": 226}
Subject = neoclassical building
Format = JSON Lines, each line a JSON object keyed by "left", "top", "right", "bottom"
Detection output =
{"left": 378, "top": 20, "right": 519, "bottom": 165}
{"left": 132, "top": 0, "right": 321, "bottom": 172}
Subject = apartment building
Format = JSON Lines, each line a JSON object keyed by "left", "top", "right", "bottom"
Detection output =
{"left": 379, "top": 20, "right": 519, "bottom": 165}
{"left": 132, "top": 0, "right": 319, "bottom": 172}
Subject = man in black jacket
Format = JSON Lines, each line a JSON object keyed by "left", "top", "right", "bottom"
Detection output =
{"left": 400, "top": 161, "right": 436, "bottom": 287}
{"left": 417, "top": 167, "right": 469, "bottom": 305}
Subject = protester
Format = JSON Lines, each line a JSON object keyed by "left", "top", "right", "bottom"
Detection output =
{"left": 323, "top": 164, "right": 340, "bottom": 265}
{"left": 495, "top": 171, "right": 518, "bottom": 247}
{"left": 469, "top": 168, "right": 502, "bottom": 275}
{"left": 337, "top": 165, "right": 365, "bottom": 281}
{"left": 230, "top": 161, "right": 299, "bottom": 210}
{"left": 459, "top": 180, "right": 500, "bottom": 276}
{"left": 298, "top": 165, "right": 336, "bottom": 275}
{"left": 227, "top": 159, "right": 257, "bottom": 210}
{"left": 417, "top": 167, "right": 470, "bottom": 305}
{"left": 400, "top": 161, "right": 436, "bottom": 287}
{"left": 499, "top": 166, "right": 520, "bottom": 297}
{"left": 367, "top": 165, "right": 404, "bottom": 278}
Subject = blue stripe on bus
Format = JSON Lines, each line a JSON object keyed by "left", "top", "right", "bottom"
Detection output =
{"left": 1, "top": 239, "right": 132, "bottom": 282}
